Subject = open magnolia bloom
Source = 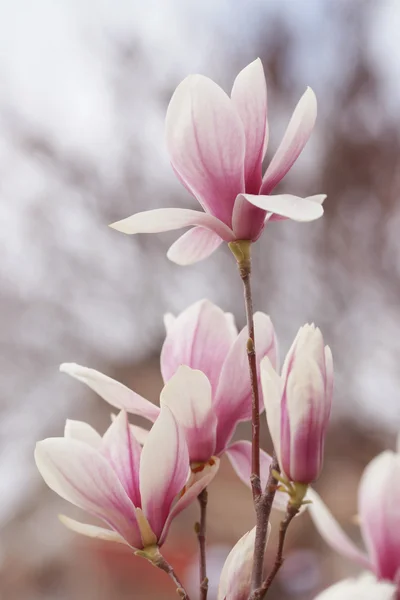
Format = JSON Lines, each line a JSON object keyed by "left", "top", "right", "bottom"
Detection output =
{"left": 308, "top": 435, "right": 400, "bottom": 584}
{"left": 217, "top": 525, "right": 270, "bottom": 600}
{"left": 60, "top": 300, "right": 288, "bottom": 511}
{"left": 110, "top": 58, "right": 326, "bottom": 265}
{"left": 35, "top": 408, "right": 218, "bottom": 550}
{"left": 261, "top": 324, "right": 333, "bottom": 485}
{"left": 313, "top": 573, "right": 396, "bottom": 600}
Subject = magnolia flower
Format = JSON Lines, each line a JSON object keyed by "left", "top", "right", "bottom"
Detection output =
{"left": 60, "top": 300, "right": 278, "bottom": 482}
{"left": 110, "top": 58, "right": 326, "bottom": 265}
{"left": 261, "top": 324, "right": 333, "bottom": 484}
{"left": 308, "top": 435, "right": 400, "bottom": 584}
{"left": 217, "top": 526, "right": 270, "bottom": 600}
{"left": 313, "top": 574, "right": 396, "bottom": 600}
{"left": 35, "top": 408, "right": 218, "bottom": 549}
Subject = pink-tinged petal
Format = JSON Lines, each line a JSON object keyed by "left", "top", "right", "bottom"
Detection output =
{"left": 60, "top": 363, "right": 160, "bottom": 423}
{"left": 359, "top": 451, "right": 400, "bottom": 581}
{"left": 307, "top": 488, "right": 371, "bottom": 569}
{"left": 313, "top": 574, "right": 396, "bottom": 600}
{"left": 110, "top": 414, "right": 150, "bottom": 446}
{"left": 281, "top": 324, "right": 324, "bottom": 385}
{"left": 110, "top": 208, "right": 235, "bottom": 241}
{"left": 101, "top": 411, "right": 142, "bottom": 508}
{"left": 260, "top": 356, "right": 283, "bottom": 467}
{"left": 218, "top": 526, "right": 268, "bottom": 600}
{"left": 214, "top": 313, "right": 278, "bottom": 453}
{"left": 225, "top": 441, "right": 289, "bottom": 512}
{"left": 160, "top": 366, "right": 217, "bottom": 463}
{"left": 130, "top": 425, "right": 149, "bottom": 446}
{"left": 260, "top": 87, "right": 317, "bottom": 194}
{"left": 167, "top": 226, "right": 223, "bottom": 265}
{"left": 165, "top": 74, "right": 245, "bottom": 226}
{"left": 239, "top": 194, "right": 325, "bottom": 222}
{"left": 231, "top": 58, "right": 268, "bottom": 194}
{"left": 139, "top": 406, "right": 189, "bottom": 540}
{"left": 159, "top": 457, "right": 219, "bottom": 545}
{"left": 284, "top": 358, "right": 326, "bottom": 483}
{"left": 267, "top": 194, "right": 327, "bottom": 222}
{"left": 160, "top": 300, "right": 236, "bottom": 395}
{"left": 64, "top": 420, "right": 102, "bottom": 449}
{"left": 35, "top": 438, "right": 142, "bottom": 548}
{"left": 231, "top": 194, "right": 266, "bottom": 241}
{"left": 59, "top": 515, "right": 128, "bottom": 545}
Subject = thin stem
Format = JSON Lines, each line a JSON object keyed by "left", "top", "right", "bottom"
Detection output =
{"left": 196, "top": 488, "right": 209, "bottom": 600}
{"left": 250, "top": 454, "right": 280, "bottom": 595}
{"left": 251, "top": 503, "right": 299, "bottom": 600}
{"left": 155, "top": 554, "right": 192, "bottom": 600}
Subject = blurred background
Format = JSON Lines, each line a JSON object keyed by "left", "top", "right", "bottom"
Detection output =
{"left": 0, "top": 0, "right": 399, "bottom": 598}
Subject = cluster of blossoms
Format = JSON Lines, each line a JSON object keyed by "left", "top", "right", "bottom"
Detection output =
{"left": 35, "top": 59, "right": 399, "bottom": 600}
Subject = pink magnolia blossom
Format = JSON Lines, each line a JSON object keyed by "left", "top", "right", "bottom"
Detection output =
{"left": 308, "top": 436, "right": 400, "bottom": 584}
{"left": 217, "top": 525, "right": 270, "bottom": 600}
{"left": 313, "top": 574, "right": 396, "bottom": 600}
{"left": 35, "top": 407, "right": 218, "bottom": 549}
{"left": 110, "top": 58, "right": 326, "bottom": 265}
{"left": 261, "top": 324, "right": 333, "bottom": 484}
{"left": 60, "top": 300, "right": 288, "bottom": 506}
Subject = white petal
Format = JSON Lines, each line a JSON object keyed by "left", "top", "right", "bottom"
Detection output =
{"left": 214, "top": 312, "right": 278, "bottom": 453}
{"left": 59, "top": 515, "right": 128, "bottom": 545}
{"left": 159, "top": 457, "right": 219, "bottom": 546}
{"left": 160, "top": 366, "right": 217, "bottom": 462}
{"left": 240, "top": 193, "right": 325, "bottom": 222}
{"left": 167, "top": 226, "right": 223, "bottom": 265}
{"left": 101, "top": 411, "right": 142, "bottom": 507}
{"left": 64, "top": 420, "right": 102, "bottom": 448}
{"left": 261, "top": 87, "right": 317, "bottom": 193}
{"left": 110, "top": 208, "right": 235, "bottom": 241}
{"left": 35, "top": 438, "right": 141, "bottom": 548}
{"left": 217, "top": 527, "right": 261, "bottom": 600}
{"left": 307, "top": 487, "right": 371, "bottom": 568}
{"left": 358, "top": 450, "right": 400, "bottom": 580}
{"left": 166, "top": 74, "right": 245, "bottom": 226}
{"left": 313, "top": 574, "right": 396, "bottom": 600}
{"left": 130, "top": 424, "right": 149, "bottom": 446}
{"left": 260, "top": 356, "right": 282, "bottom": 466}
{"left": 60, "top": 363, "right": 160, "bottom": 422}
{"left": 160, "top": 299, "right": 236, "bottom": 396}
{"left": 139, "top": 406, "right": 189, "bottom": 540}
{"left": 231, "top": 58, "right": 268, "bottom": 192}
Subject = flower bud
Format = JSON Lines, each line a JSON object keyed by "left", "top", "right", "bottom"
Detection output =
{"left": 217, "top": 526, "right": 270, "bottom": 600}
{"left": 261, "top": 324, "right": 333, "bottom": 484}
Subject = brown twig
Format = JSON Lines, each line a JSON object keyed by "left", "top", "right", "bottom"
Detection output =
{"left": 154, "top": 553, "right": 192, "bottom": 599}
{"left": 251, "top": 503, "right": 300, "bottom": 600}
{"left": 249, "top": 454, "right": 280, "bottom": 595}
{"left": 196, "top": 488, "right": 209, "bottom": 600}
{"left": 229, "top": 240, "right": 274, "bottom": 593}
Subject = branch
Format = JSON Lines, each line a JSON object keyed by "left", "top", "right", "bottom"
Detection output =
{"left": 154, "top": 553, "right": 192, "bottom": 600}
{"left": 196, "top": 488, "right": 209, "bottom": 600}
{"left": 251, "top": 503, "right": 300, "bottom": 600}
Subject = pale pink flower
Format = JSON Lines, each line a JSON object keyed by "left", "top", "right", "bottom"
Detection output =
{"left": 60, "top": 300, "right": 284, "bottom": 502}
{"left": 261, "top": 324, "right": 333, "bottom": 484}
{"left": 35, "top": 408, "right": 218, "bottom": 549}
{"left": 308, "top": 436, "right": 400, "bottom": 584}
{"left": 217, "top": 526, "right": 270, "bottom": 600}
{"left": 313, "top": 574, "right": 396, "bottom": 600}
{"left": 110, "top": 58, "right": 326, "bottom": 265}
